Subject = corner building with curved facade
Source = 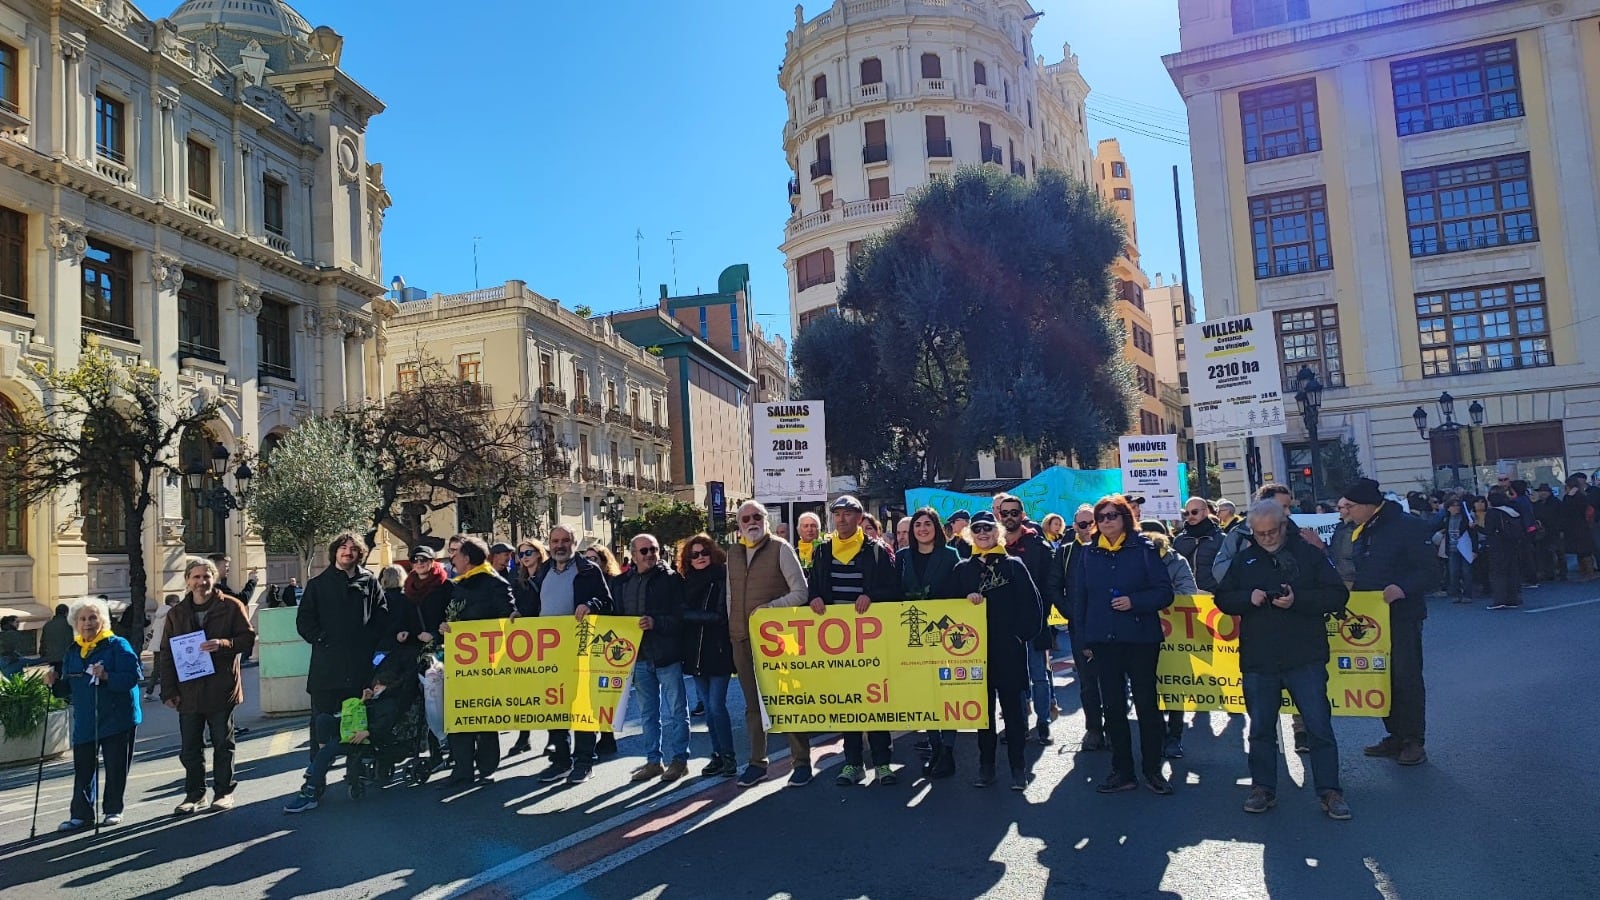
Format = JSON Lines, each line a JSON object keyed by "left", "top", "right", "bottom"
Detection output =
{"left": 779, "top": 0, "right": 1094, "bottom": 336}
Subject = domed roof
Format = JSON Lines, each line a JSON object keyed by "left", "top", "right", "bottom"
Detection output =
{"left": 168, "top": 0, "right": 321, "bottom": 72}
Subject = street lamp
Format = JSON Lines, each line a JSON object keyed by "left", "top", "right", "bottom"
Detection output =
{"left": 186, "top": 443, "right": 252, "bottom": 520}
{"left": 1414, "top": 393, "right": 1487, "bottom": 491}
{"left": 1294, "top": 365, "right": 1324, "bottom": 505}
{"left": 602, "top": 489, "right": 625, "bottom": 551}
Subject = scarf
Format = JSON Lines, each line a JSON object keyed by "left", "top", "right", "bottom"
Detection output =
{"left": 971, "top": 543, "right": 1009, "bottom": 558}
{"left": 830, "top": 529, "right": 865, "bottom": 565}
{"left": 1097, "top": 533, "right": 1127, "bottom": 552}
{"left": 75, "top": 628, "right": 115, "bottom": 659}
{"left": 739, "top": 533, "right": 767, "bottom": 549}
{"left": 451, "top": 562, "right": 495, "bottom": 583}
{"left": 404, "top": 562, "right": 447, "bottom": 602}
{"left": 1352, "top": 502, "right": 1385, "bottom": 543}
{"left": 797, "top": 539, "right": 816, "bottom": 567}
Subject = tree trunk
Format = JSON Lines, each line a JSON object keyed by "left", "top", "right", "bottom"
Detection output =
{"left": 124, "top": 492, "right": 151, "bottom": 632}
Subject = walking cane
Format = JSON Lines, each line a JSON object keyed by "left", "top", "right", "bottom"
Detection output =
{"left": 91, "top": 672, "right": 100, "bottom": 838}
{"left": 27, "top": 672, "right": 52, "bottom": 839}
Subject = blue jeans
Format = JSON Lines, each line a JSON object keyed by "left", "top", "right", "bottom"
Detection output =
{"left": 1445, "top": 550, "right": 1471, "bottom": 597}
{"left": 304, "top": 714, "right": 345, "bottom": 790}
{"left": 693, "top": 675, "right": 733, "bottom": 758}
{"left": 634, "top": 659, "right": 689, "bottom": 764}
{"left": 1243, "top": 663, "right": 1340, "bottom": 795}
{"left": 1025, "top": 647, "right": 1053, "bottom": 725}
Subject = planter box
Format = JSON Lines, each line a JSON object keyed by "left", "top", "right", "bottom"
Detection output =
{"left": 257, "top": 608, "right": 310, "bottom": 716}
{"left": 0, "top": 708, "right": 70, "bottom": 766}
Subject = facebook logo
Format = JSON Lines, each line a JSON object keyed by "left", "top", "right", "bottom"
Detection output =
{"left": 938, "top": 668, "right": 952, "bottom": 681}
{"left": 597, "top": 676, "right": 615, "bottom": 688}
{"left": 1337, "top": 657, "right": 1352, "bottom": 670}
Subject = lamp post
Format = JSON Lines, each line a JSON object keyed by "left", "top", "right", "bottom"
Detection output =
{"left": 602, "top": 489, "right": 625, "bottom": 552}
{"left": 185, "top": 443, "right": 253, "bottom": 522}
{"left": 1413, "top": 392, "right": 1486, "bottom": 492}
{"left": 1294, "top": 365, "right": 1324, "bottom": 505}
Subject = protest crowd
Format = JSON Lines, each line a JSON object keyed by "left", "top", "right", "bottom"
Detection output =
{"left": 36, "top": 468, "right": 1599, "bottom": 835}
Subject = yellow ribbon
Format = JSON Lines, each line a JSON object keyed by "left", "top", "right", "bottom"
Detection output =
{"left": 451, "top": 562, "right": 495, "bottom": 583}
{"left": 830, "top": 530, "right": 865, "bottom": 565}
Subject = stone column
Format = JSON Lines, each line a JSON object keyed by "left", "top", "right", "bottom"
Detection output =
{"left": 319, "top": 309, "right": 347, "bottom": 410}
{"left": 343, "top": 320, "right": 368, "bottom": 404}
{"left": 55, "top": 37, "right": 86, "bottom": 161}
{"left": 146, "top": 252, "right": 187, "bottom": 601}
{"left": 230, "top": 283, "right": 265, "bottom": 570}
{"left": 155, "top": 92, "right": 177, "bottom": 201}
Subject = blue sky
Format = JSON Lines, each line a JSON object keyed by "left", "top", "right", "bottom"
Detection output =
{"left": 281, "top": 0, "right": 1198, "bottom": 340}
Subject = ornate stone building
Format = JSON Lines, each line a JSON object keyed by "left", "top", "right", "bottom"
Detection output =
{"left": 0, "top": 0, "right": 387, "bottom": 618}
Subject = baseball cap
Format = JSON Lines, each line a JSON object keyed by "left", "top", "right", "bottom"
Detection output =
{"left": 408, "top": 547, "right": 436, "bottom": 562}
{"left": 489, "top": 541, "right": 516, "bottom": 555}
{"left": 830, "top": 495, "right": 864, "bottom": 512}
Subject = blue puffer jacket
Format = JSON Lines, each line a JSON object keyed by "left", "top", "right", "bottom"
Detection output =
{"left": 1067, "top": 533, "right": 1175, "bottom": 645}
{"left": 56, "top": 634, "right": 143, "bottom": 743}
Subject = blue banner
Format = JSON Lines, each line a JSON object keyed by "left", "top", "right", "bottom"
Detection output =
{"left": 904, "top": 464, "right": 1190, "bottom": 522}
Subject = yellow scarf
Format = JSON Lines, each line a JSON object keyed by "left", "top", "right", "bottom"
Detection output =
{"left": 831, "top": 530, "right": 865, "bottom": 565}
{"left": 75, "top": 629, "right": 115, "bottom": 659}
{"left": 971, "top": 543, "right": 1009, "bottom": 558}
{"left": 1351, "top": 502, "right": 1384, "bottom": 543}
{"left": 796, "top": 539, "right": 814, "bottom": 566}
{"left": 1097, "top": 533, "right": 1127, "bottom": 552}
{"left": 739, "top": 533, "right": 766, "bottom": 549}
{"left": 451, "top": 562, "right": 495, "bottom": 583}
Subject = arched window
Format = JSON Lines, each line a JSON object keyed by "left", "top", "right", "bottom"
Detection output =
{"left": 0, "top": 396, "right": 25, "bottom": 555}
{"left": 973, "top": 61, "right": 988, "bottom": 86}
{"left": 180, "top": 426, "right": 226, "bottom": 554}
{"left": 812, "top": 74, "right": 827, "bottom": 101}
{"left": 920, "top": 53, "right": 942, "bottom": 79}
{"left": 860, "top": 57, "right": 883, "bottom": 85}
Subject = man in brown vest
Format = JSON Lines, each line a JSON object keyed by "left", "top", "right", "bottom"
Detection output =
{"left": 727, "top": 500, "right": 810, "bottom": 788}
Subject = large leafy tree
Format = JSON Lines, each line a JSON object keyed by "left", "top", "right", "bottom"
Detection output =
{"left": 247, "top": 418, "right": 382, "bottom": 578}
{"left": 617, "top": 499, "right": 710, "bottom": 554}
{"left": 793, "top": 165, "right": 1135, "bottom": 492}
{"left": 334, "top": 352, "right": 547, "bottom": 547}
{"left": 0, "top": 343, "right": 222, "bottom": 614}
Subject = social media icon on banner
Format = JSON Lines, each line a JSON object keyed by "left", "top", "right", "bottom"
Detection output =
{"left": 955, "top": 667, "right": 967, "bottom": 680}
{"left": 969, "top": 666, "right": 983, "bottom": 680}
{"left": 1337, "top": 656, "right": 1352, "bottom": 669}
{"left": 597, "top": 676, "right": 612, "bottom": 688}
{"left": 1372, "top": 657, "right": 1387, "bottom": 670}
{"left": 938, "top": 667, "right": 952, "bottom": 681}
{"left": 1355, "top": 657, "right": 1369, "bottom": 670}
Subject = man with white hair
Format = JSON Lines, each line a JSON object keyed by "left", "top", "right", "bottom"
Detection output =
{"left": 726, "top": 500, "right": 811, "bottom": 788}
{"left": 534, "top": 525, "right": 615, "bottom": 784}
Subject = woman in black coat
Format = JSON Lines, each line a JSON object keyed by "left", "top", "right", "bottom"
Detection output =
{"left": 936, "top": 512, "right": 1044, "bottom": 791}
{"left": 900, "top": 508, "right": 961, "bottom": 778}
{"left": 678, "top": 533, "right": 736, "bottom": 777}
{"left": 439, "top": 537, "right": 515, "bottom": 785}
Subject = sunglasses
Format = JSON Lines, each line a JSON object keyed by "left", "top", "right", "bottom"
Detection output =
{"left": 970, "top": 524, "right": 997, "bottom": 533}
{"left": 688, "top": 548, "right": 710, "bottom": 559}
{"left": 1184, "top": 509, "right": 1206, "bottom": 517}
{"left": 998, "top": 508, "right": 1023, "bottom": 517}
{"left": 1095, "top": 511, "right": 1122, "bottom": 522}
{"left": 637, "top": 546, "right": 659, "bottom": 556}
{"left": 518, "top": 549, "right": 539, "bottom": 558}
{"left": 1074, "top": 521, "right": 1093, "bottom": 530}
{"left": 738, "top": 514, "right": 764, "bottom": 523}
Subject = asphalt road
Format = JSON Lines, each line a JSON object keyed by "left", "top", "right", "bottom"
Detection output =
{"left": 3, "top": 587, "right": 1598, "bottom": 899}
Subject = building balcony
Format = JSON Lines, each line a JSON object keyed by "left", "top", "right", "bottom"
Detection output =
{"left": 810, "top": 157, "right": 833, "bottom": 180}
{"left": 538, "top": 385, "right": 567, "bottom": 409}
{"left": 264, "top": 233, "right": 292, "bottom": 255}
{"left": 94, "top": 153, "right": 132, "bottom": 187}
{"left": 623, "top": 474, "right": 637, "bottom": 490}
{"left": 543, "top": 458, "right": 571, "bottom": 479}
{"left": 605, "top": 407, "right": 633, "bottom": 428}
{"left": 577, "top": 465, "right": 603, "bottom": 483}
{"left": 1397, "top": 102, "right": 1525, "bottom": 138}
{"left": 0, "top": 96, "right": 28, "bottom": 135}
{"left": 571, "top": 396, "right": 602, "bottom": 420}
{"left": 927, "top": 138, "right": 953, "bottom": 158}
{"left": 975, "top": 86, "right": 1008, "bottom": 112}
{"left": 178, "top": 341, "right": 223, "bottom": 366}
{"left": 1245, "top": 136, "right": 1322, "bottom": 164}
{"left": 1255, "top": 255, "right": 1332, "bottom": 279}
{"left": 919, "top": 78, "right": 952, "bottom": 97}
{"left": 788, "top": 177, "right": 801, "bottom": 207}
{"left": 186, "top": 195, "right": 218, "bottom": 222}
{"left": 0, "top": 291, "right": 28, "bottom": 316}
{"left": 854, "top": 82, "right": 889, "bottom": 105}
{"left": 862, "top": 143, "right": 889, "bottom": 165}
{"left": 455, "top": 381, "right": 492, "bottom": 408}
{"left": 83, "top": 317, "right": 136, "bottom": 343}
{"left": 982, "top": 146, "right": 1003, "bottom": 166}
{"left": 258, "top": 361, "right": 293, "bottom": 382}
{"left": 1409, "top": 225, "right": 1537, "bottom": 258}
{"left": 804, "top": 97, "right": 832, "bottom": 123}
{"left": 786, "top": 194, "right": 909, "bottom": 239}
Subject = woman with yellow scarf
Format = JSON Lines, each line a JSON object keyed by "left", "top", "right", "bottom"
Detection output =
{"left": 795, "top": 511, "right": 825, "bottom": 573}
{"left": 43, "top": 597, "right": 143, "bottom": 831}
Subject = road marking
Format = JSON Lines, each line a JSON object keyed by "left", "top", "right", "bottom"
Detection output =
{"left": 1523, "top": 597, "right": 1600, "bottom": 613}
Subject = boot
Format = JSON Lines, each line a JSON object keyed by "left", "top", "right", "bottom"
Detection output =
{"left": 928, "top": 745, "right": 956, "bottom": 779}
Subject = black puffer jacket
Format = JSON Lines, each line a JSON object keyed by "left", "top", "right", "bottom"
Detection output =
{"left": 1350, "top": 502, "right": 1435, "bottom": 622}
{"left": 1214, "top": 530, "right": 1348, "bottom": 673}
{"left": 937, "top": 553, "right": 1044, "bottom": 692}
{"left": 448, "top": 567, "right": 515, "bottom": 623}
{"left": 680, "top": 564, "right": 733, "bottom": 677}
{"left": 1173, "top": 518, "right": 1224, "bottom": 592}
{"left": 297, "top": 565, "right": 386, "bottom": 696}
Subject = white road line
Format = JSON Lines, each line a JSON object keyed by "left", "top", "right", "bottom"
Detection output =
{"left": 1523, "top": 597, "right": 1600, "bottom": 613}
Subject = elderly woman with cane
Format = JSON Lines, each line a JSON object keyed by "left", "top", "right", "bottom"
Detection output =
{"left": 43, "top": 598, "right": 143, "bottom": 831}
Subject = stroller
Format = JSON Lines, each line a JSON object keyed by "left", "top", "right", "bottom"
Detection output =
{"left": 340, "top": 651, "right": 435, "bottom": 799}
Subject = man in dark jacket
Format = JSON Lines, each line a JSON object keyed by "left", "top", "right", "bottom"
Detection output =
{"left": 1342, "top": 478, "right": 1435, "bottom": 766}
{"left": 296, "top": 532, "right": 386, "bottom": 761}
{"left": 159, "top": 558, "right": 257, "bottom": 813}
{"left": 1532, "top": 484, "right": 1566, "bottom": 582}
{"left": 534, "top": 525, "right": 615, "bottom": 784}
{"left": 39, "top": 603, "right": 73, "bottom": 665}
{"left": 1053, "top": 505, "right": 1107, "bottom": 751}
{"left": 211, "top": 553, "right": 259, "bottom": 609}
{"left": 1173, "top": 498, "right": 1224, "bottom": 594}
{"left": 440, "top": 536, "right": 516, "bottom": 785}
{"left": 614, "top": 533, "right": 691, "bottom": 783}
{"left": 809, "top": 495, "right": 902, "bottom": 785}
{"left": 1215, "top": 500, "right": 1352, "bottom": 820}
{"left": 996, "top": 493, "right": 1059, "bottom": 744}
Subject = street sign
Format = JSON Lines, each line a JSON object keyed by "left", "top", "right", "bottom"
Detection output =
{"left": 1119, "top": 434, "right": 1183, "bottom": 519}
{"left": 708, "top": 481, "right": 726, "bottom": 529}
{"left": 1185, "top": 313, "right": 1287, "bottom": 443}
{"left": 754, "top": 401, "right": 828, "bottom": 503}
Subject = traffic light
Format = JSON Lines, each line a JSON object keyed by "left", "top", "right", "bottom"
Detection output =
{"left": 1302, "top": 466, "right": 1313, "bottom": 479}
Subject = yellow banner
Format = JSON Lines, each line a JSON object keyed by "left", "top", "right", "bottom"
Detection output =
{"left": 750, "top": 600, "right": 990, "bottom": 732}
{"left": 442, "top": 615, "right": 645, "bottom": 733}
{"left": 1156, "top": 592, "right": 1391, "bottom": 717}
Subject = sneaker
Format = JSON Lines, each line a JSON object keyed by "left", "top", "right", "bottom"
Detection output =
{"left": 690, "top": 702, "right": 705, "bottom": 716}
{"left": 786, "top": 764, "right": 813, "bottom": 787}
{"left": 973, "top": 764, "right": 997, "bottom": 788}
{"left": 1036, "top": 725, "right": 1054, "bottom": 746}
{"left": 210, "top": 792, "right": 235, "bottom": 811}
{"left": 566, "top": 766, "right": 593, "bottom": 784}
{"left": 1009, "top": 769, "right": 1027, "bottom": 791}
{"left": 736, "top": 764, "right": 768, "bottom": 788}
{"left": 538, "top": 761, "right": 573, "bottom": 783}
{"left": 57, "top": 818, "right": 86, "bottom": 832}
{"left": 1094, "top": 773, "right": 1137, "bottom": 794}
{"left": 1146, "top": 774, "right": 1174, "bottom": 796}
{"left": 835, "top": 764, "right": 865, "bottom": 786}
{"left": 1243, "top": 787, "right": 1276, "bottom": 814}
{"left": 661, "top": 759, "right": 689, "bottom": 782}
{"left": 1321, "top": 789, "right": 1353, "bottom": 820}
{"left": 1363, "top": 736, "right": 1402, "bottom": 758}
{"left": 1397, "top": 741, "right": 1428, "bottom": 766}
{"left": 630, "top": 762, "right": 666, "bottom": 783}
{"left": 1162, "top": 737, "right": 1184, "bottom": 760}
{"left": 1081, "top": 732, "right": 1107, "bottom": 752}
{"left": 701, "top": 754, "right": 728, "bottom": 778}
{"left": 174, "top": 797, "right": 206, "bottom": 815}
{"left": 875, "top": 764, "right": 897, "bottom": 786}
{"left": 101, "top": 814, "right": 123, "bottom": 827}
{"left": 506, "top": 740, "right": 532, "bottom": 757}
{"left": 1294, "top": 731, "right": 1310, "bottom": 754}
{"left": 595, "top": 733, "right": 618, "bottom": 757}
{"left": 284, "top": 786, "right": 321, "bottom": 814}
